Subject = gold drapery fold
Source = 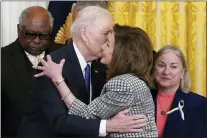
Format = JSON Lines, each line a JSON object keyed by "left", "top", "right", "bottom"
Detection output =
{"left": 108, "top": 1, "right": 206, "bottom": 97}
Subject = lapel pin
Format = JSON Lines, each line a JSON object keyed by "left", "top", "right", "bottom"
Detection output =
{"left": 166, "top": 100, "right": 185, "bottom": 120}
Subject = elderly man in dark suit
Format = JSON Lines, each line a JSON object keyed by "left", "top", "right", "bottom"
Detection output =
{"left": 18, "top": 6, "right": 148, "bottom": 138}
{"left": 1, "top": 6, "right": 64, "bottom": 137}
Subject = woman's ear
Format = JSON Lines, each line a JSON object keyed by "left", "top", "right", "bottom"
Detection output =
{"left": 181, "top": 68, "right": 185, "bottom": 78}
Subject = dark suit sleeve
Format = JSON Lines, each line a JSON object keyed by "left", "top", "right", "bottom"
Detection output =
{"left": 32, "top": 75, "right": 100, "bottom": 137}
{"left": 189, "top": 98, "right": 207, "bottom": 138}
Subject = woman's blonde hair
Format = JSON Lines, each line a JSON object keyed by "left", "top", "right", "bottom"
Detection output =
{"left": 153, "top": 45, "right": 191, "bottom": 92}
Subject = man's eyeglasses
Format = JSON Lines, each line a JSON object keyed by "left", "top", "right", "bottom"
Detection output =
{"left": 23, "top": 31, "right": 51, "bottom": 40}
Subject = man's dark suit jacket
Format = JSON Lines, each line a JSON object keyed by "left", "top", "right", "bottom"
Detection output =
{"left": 151, "top": 89, "right": 207, "bottom": 138}
{"left": 18, "top": 42, "right": 107, "bottom": 137}
{"left": 1, "top": 38, "right": 64, "bottom": 137}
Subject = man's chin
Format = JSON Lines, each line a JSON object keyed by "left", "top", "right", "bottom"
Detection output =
{"left": 29, "top": 50, "right": 44, "bottom": 56}
{"left": 91, "top": 54, "right": 102, "bottom": 61}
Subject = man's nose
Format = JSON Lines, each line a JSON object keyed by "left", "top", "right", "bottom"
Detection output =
{"left": 33, "top": 36, "right": 41, "bottom": 44}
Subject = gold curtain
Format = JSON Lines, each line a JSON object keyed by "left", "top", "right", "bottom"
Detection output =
{"left": 108, "top": 1, "right": 206, "bottom": 97}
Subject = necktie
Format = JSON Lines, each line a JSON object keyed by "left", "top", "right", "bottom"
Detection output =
{"left": 84, "top": 64, "right": 90, "bottom": 92}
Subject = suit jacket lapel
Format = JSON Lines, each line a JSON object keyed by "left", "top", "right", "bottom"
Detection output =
{"left": 91, "top": 59, "right": 107, "bottom": 100}
{"left": 163, "top": 89, "right": 187, "bottom": 137}
{"left": 151, "top": 89, "right": 187, "bottom": 137}
{"left": 11, "top": 39, "right": 31, "bottom": 90}
{"left": 63, "top": 43, "right": 89, "bottom": 104}
{"left": 62, "top": 43, "right": 107, "bottom": 103}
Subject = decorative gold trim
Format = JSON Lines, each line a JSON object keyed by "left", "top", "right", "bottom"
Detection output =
{"left": 55, "top": 12, "right": 73, "bottom": 44}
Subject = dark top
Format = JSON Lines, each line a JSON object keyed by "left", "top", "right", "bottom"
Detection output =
{"left": 151, "top": 88, "right": 207, "bottom": 138}
{"left": 1, "top": 38, "right": 63, "bottom": 137}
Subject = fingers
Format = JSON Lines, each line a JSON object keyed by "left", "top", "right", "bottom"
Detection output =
{"left": 119, "top": 108, "right": 131, "bottom": 115}
{"left": 33, "top": 65, "right": 44, "bottom": 70}
{"left": 123, "top": 115, "right": 147, "bottom": 128}
{"left": 40, "top": 58, "right": 47, "bottom": 66}
{"left": 131, "top": 114, "right": 148, "bottom": 121}
{"left": 130, "top": 119, "right": 148, "bottom": 129}
{"left": 134, "top": 117, "right": 147, "bottom": 124}
{"left": 34, "top": 72, "right": 45, "bottom": 77}
{"left": 116, "top": 118, "right": 147, "bottom": 133}
{"left": 60, "top": 59, "right": 65, "bottom": 66}
{"left": 47, "top": 55, "right": 52, "bottom": 63}
{"left": 109, "top": 112, "right": 148, "bottom": 133}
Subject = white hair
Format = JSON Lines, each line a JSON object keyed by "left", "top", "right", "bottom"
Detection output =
{"left": 70, "top": 6, "right": 111, "bottom": 39}
{"left": 19, "top": 6, "right": 54, "bottom": 31}
{"left": 73, "top": 1, "right": 108, "bottom": 13}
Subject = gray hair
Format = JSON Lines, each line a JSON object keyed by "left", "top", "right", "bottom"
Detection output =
{"left": 19, "top": 6, "right": 54, "bottom": 31}
{"left": 73, "top": 1, "right": 108, "bottom": 13}
{"left": 153, "top": 45, "right": 191, "bottom": 92}
{"left": 70, "top": 6, "right": 111, "bottom": 39}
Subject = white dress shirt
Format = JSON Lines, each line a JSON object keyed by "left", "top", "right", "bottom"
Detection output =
{"left": 73, "top": 42, "right": 92, "bottom": 102}
{"left": 73, "top": 42, "right": 107, "bottom": 137}
{"left": 25, "top": 51, "right": 45, "bottom": 66}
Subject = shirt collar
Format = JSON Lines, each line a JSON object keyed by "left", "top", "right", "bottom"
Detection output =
{"left": 73, "top": 42, "right": 91, "bottom": 72}
{"left": 24, "top": 51, "right": 45, "bottom": 66}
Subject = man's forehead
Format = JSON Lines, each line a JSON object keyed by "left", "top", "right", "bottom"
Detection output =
{"left": 23, "top": 19, "right": 50, "bottom": 32}
{"left": 24, "top": 17, "right": 49, "bottom": 26}
{"left": 26, "top": 13, "right": 49, "bottom": 22}
{"left": 93, "top": 16, "right": 114, "bottom": 27}
{"left": 91, "top": 25, "right": 113, "bottom": 32}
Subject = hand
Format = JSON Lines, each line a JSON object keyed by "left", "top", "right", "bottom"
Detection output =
{"left": 106, "top": 108, "right": 147, "bottom": 133}
{"left": 33, "top": 55, "right": 65, "bottom": 82}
